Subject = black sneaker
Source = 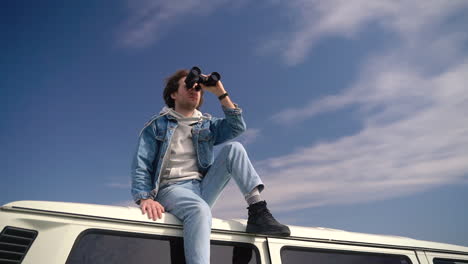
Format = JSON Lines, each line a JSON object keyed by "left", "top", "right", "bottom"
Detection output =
{"left": 246, "top": 201, "right": 291, "bottom": 236}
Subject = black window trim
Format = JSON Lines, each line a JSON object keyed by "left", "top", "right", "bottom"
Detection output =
{"left": 66, "top": 228, "right": 261, "bottom": 264}
{"left": 433, "top": 257, "right": 468, "bottom": 264}
{"left": 280, "top": 245, "right": 414, "bottom": 264}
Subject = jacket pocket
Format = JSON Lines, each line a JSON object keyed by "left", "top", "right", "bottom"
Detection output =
{"left": 155, "top": 130, "right": 165, "bottom": 142}
{"left": 196, "top": 129, "right": 214, "bottom": 168}
{"left": 198, "top": 128, "right": 213, "bottom": 142}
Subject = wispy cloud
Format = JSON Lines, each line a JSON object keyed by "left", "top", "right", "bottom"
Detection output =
{"left": 107, "top": 182, "right": 131, "bottom": 189}
{"left": 118, "top": 0, "right": 236, "bottom": 48}
{"left": 106, "top": 178, "right": 131, "bottom": 189}
{"left": 212, "top": 1, "right": 468, "bottom": 219}
{"left": 237, "top": 128, "right": 261, "bottom": 145}
{"left": 258, "top": 60, "right": 468, "bottom": 208}
{"left": 259, "top": 0, "right": 468, "bottom": 65}
{"left": 118, "top": 0, "right": 196, "bottom": 48}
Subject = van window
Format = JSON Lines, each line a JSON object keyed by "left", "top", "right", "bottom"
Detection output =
{"left": 281, "top": 247, "right": 412, "bottom": 264}
{"left": 434, "top": 259, "right": 468, "bottom": 264}
{"left": 66, "top": 229, "right": 259, "bottom": 264}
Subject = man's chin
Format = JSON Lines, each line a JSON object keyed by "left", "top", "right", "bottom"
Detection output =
{"left": 181, "top": 102, "right": 198, "bottom": 110}
{"left": 190, "top": 100, "right": 200, "bottom": 108}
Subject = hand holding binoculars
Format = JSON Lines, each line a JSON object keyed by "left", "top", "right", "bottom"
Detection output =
{"left": 185, "top": 66, "right": 221, "bottom": 91}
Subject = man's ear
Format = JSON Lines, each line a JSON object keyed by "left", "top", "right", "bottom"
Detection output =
{"left": 170, "top": 92, "right": 177, "bottom": 100}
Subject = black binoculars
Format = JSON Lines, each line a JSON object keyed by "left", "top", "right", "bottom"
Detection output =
{"left": 185, "top": 66, "right": 221, "bottom": 91}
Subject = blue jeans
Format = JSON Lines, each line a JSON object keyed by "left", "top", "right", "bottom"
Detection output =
{"left": 155, "top": 142, "right": 264, "bottom": 264}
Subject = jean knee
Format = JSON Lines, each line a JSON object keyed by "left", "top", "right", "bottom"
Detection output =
{"left": 198, "top": 202, "right": 212, "bottom": 221}
{"left": 225, "top": 141, "right": 246, "bottom": 154}
{"left": 186, "top": 201, "right": 212, "bottom": 226}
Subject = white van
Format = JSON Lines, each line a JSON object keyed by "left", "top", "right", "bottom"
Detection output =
{"left": 1, "top": 200, "right": 467, "bottom": 264}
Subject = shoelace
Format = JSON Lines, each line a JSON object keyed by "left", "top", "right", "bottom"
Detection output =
{"left": 250, "top": 207, "right": 275, "bottom": 222}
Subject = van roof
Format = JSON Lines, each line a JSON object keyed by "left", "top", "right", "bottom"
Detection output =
{"left": 2, "top": 200, "right": 467, "bottom": 254}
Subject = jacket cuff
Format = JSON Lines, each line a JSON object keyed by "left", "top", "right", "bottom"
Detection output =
{"left": 222, "top": 103, "right": 242, "bottom": 115}
{"left": 133, "top": 192, "right": 153, "bottom": 205}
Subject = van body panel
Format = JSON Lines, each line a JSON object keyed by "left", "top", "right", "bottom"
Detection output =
{"left": 2, "top": 200, "right": 468, "bottom": 263}
{"left": 416, "top": 250, "right": 431, "bottom": 264}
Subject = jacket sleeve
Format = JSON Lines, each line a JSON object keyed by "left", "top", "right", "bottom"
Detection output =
{"left": 210, "top": 104, "right": 247, "bottom": 145}
{"left": 130, "top": 122, "right": 159, "bottom": 204}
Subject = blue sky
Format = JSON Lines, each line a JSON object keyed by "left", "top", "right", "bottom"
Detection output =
{"left": 2, "top": 1, "right": 468, "bottom": 247}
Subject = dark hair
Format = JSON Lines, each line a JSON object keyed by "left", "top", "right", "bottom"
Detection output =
{"left": 163, "top": 69, "right": 204, "bottom": 109}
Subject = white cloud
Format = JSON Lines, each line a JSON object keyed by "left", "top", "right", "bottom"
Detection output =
{"left": 119, "top": 0, "right": 198, "bottom": 48}
{"left": 118, "top": 0, "right": 237, "bottom": 48}
{"left": 260, "top": 0, "right": 468, "bottom": 65}
{"left": 212, "top": 1, "right": 468, "bottom": 220}
{"left": 251, "top": 0, "right": 468, "bottom": 213}
{"left": 106, "top": 180, "right": 130, "bottom": 189}
{"left": 237, "top": 128, "right": 261, "bottom": 145}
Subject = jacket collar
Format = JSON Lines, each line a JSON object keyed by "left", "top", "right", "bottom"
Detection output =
{"left": 159, "top": 106, "right": 212, "bottom": 121}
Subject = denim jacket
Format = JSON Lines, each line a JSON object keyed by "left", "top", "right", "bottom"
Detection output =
{"left": 131, "top": 105, "right": 246, "bottom": 204}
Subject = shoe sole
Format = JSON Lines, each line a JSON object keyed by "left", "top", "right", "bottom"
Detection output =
{"left": 246, "top": 225, "right": 291, "bottom": 237}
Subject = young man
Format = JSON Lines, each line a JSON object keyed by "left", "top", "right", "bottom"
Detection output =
{"left": 131, "top": 69, "right": 290, "bottom": 264}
